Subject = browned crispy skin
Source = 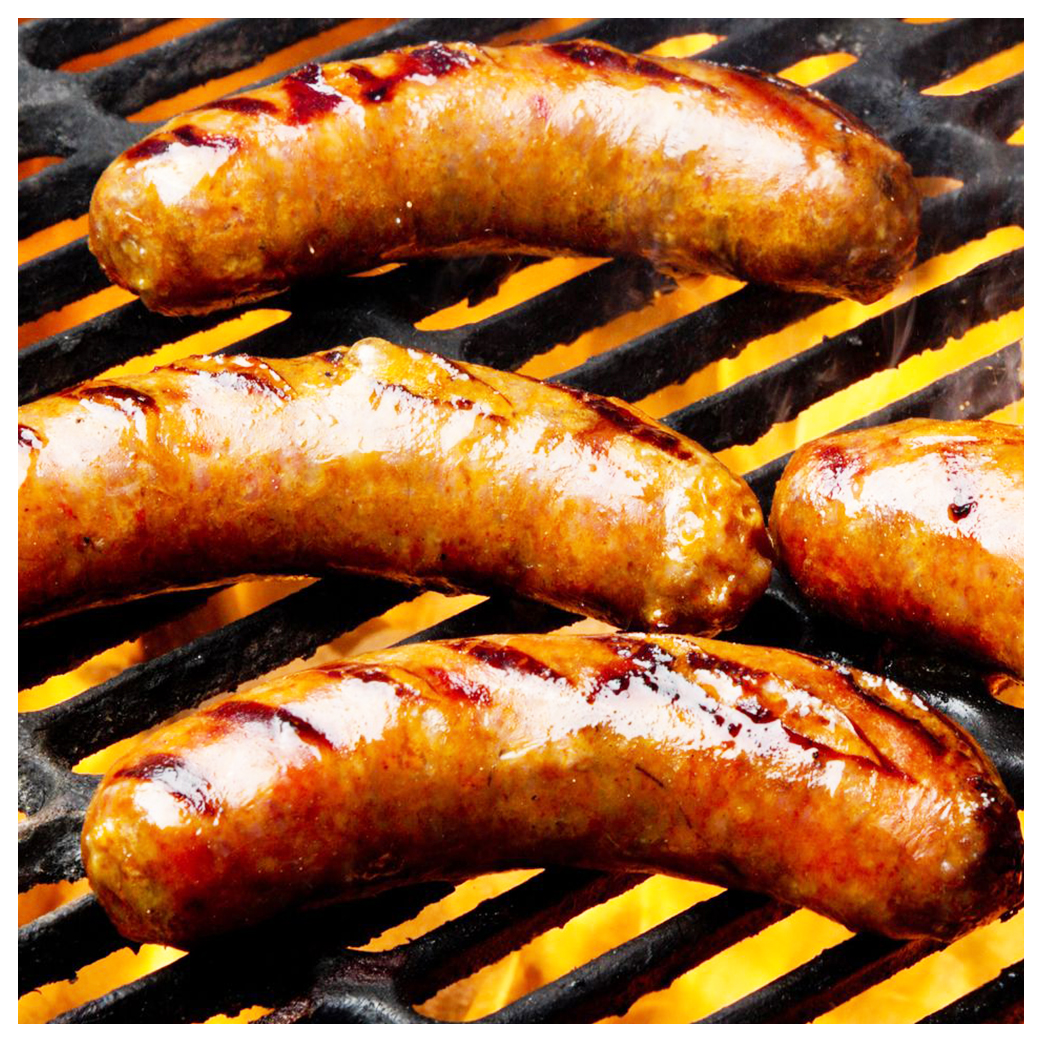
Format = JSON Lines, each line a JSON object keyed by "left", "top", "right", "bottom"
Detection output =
{"left": 18, "top": 339, "right": 772, "bottom": 631}
{"left": 770, "top": 420, "right": 1024, "bottom": 676}
{"left": 81, "top": 633, "right": 1023, "bottom": 948}
{"left": 88, "top": 40, "right": 919, "bottom": 315}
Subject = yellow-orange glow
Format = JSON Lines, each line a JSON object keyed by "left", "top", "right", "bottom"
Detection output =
{"left": 923, "top": 42, "right": 1024, "bottom": 95}
{"left": 18, "top": 18, "right": 1023, "bottom": 1025}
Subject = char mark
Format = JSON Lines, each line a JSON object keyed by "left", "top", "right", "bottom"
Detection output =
{"left": 419, "top": 665, "right": 492, "bottom": 706}
{"left": 68, "top": 384, "right": 158, "bottom": 417}
{"left": 113, "top": 753, "right": 217, "bottom": 817}
{"left": 461, "top": 639, "right": 566, "bottom": 681}
{"left": 726, "top": 63, "right": 860, "bottom": 141}
{"left": 171, "top": 125, "right": 241, "bottom": 151}
{"left": 837, "top": 668, "right": 947, "bottom": 757}
{"left": 205, "top": 699, "right": 333, "bottom": 751}
{"left": 374, "top": 379, "right": 483, "bottom": 416}
{"left": 125, "top": 137, "right": 171, "bottom": 161}
{"left": 170, "top": 361, "right": 291, "bottom": 400}
{"left": 314, "top": 663, "right": 420, "bottom": 701}
{"left": 564, "top": 388, "right": 693, "bottom": 460}
{"left": 18, "top": 424, "right": 43, "bottom": 450}
{"left": 197, "top": 96, "right": 279, "bottom": 116}
{"left": 547, "top": 42, "right": 724, "bottom": 95}
{"left": 347, "top": 43, "right": 475, "bottom": 104}
{"left": 284, "top": 63, "right": 345, "bottom": 125}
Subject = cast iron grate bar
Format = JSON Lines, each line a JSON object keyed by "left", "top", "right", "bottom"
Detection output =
{"left": 664, "top": 250, "right": 1023, "bottom": 453}
{"left": 700, "top": 933, "right": 945, "bottom": 1023}
{"left": 919, "top": 961, "right": 1024, "bottom": 1023}
{"left": 19, "top": 17, "right": 1023, "bottom": 1025}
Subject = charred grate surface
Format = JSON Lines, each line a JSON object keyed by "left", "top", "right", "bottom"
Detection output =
{"left": 19, "top": 17, "right": 1022, "bottom": 1024}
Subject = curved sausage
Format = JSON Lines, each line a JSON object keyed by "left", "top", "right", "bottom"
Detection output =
{"left": 88, "top": 40, "right": 919, "bottom": 315}
{"left": 18, "top": 338, "right": 772, "bottom": 631}
{"left": 81, "top": 632, "right": 1023, "bottom": 947}
{"left": 769, "top": 419, "right": 1024, "bottom": 676}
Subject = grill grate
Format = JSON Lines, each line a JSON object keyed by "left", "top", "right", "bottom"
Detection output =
{"left": 18, "top": 17, "right": 1023, "bottom": 1024}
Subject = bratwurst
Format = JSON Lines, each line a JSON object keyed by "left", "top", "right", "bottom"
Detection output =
{"left": 18, "top": 338, "right": 772, "bottom": 630}
{"left": 88, "top": 40, "right": 919, "bottom": 315}
{"left": 770, "top": 419, "right": 1024, "bottom": 676}
{"left": 81, "top": 632, "right": 1023, "bottom": 948}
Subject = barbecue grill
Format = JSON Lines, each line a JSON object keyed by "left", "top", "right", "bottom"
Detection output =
{"left": 18, "top": 17, "right": 1024, "bottom": 1024}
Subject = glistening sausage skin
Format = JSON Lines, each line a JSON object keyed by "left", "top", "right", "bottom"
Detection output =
{"left": 770, "top": 419, "right": 1024, "bottom": 676}
{"left": 18, "top": 339, "right": 772, "bottom": 631}
{"left": 81, "top": 633, "right": 1023, "bottom": 948}
{"left": 88, "top": 40, "right": 920, "bottom": 315}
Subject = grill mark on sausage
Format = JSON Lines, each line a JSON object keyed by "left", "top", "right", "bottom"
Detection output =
{"left": 684, "top": 647, "right": 913, "bottom": 778}
{"left": 559, "top": 387, "right": 693, "bottom": 460}
{"left": 313, "top": 662, "right": 421, "bottom": 702}
{"left": 67, "top": 384, "right": 158, "bottom": 416}
{"left": 18, "top": 424, "right": 43, "bottom": 450}
{"left": 460, "top": 639, "right": 567, "bottom": 681}
{"left": 197, "top": 96, "right": 279, "bottom": 116}
{"left": 416, "top": 665, "right": 493, "bottom": 705}
{"left": 836, "top": 668, "right": 947, "bottom": 757}
{"left": 547, "top": 41, "right": 726, "bottom": 96}
{"left": 205, "top": 699, "right": 334, "bottom": 751}
{"left": 346, "top": 43, "right": 475, "bottom": 104}
{"left": 171, "top": 125, "right": 241, "bottom": 152}
{"left": 284, "top": 63, "right": 346, "bottom": 125}
{"left": 168, "top": 360, "right": 291, "bottom": 400}
{"left": 125, "top": 137, "right": 171, "bottom": 161}
{"left": 727, "top": 65, "right": 828, "bottom": 143}
{"left": 371, "top": 377, "right": 509, "bottom": 422}
{"left": 113, "top": 753, "right": 217, "bottom": 817}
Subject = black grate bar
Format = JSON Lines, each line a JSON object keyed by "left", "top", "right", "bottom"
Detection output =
{"left": 699, "top": 933, "right": 943, "bottom": 1023}
{"left": 19, "top": 237, "right": 114, "bottom": 326}
{"left": 18, "top": 588, "right": 223, "bottom": 693}
{"left": 744, "top": 338, "right": 1025, "bottom": 515}
{"left": 549, "top": 18, "right": 737, "bottom": 50}
{"left": 553, "top": 178, "right": 1024, "bottom": 402}
{"left": 83, "top": 19, "right": 351, "bottom": 116}
{"left": 18, "top": 892, "right": 134, "bottom": 999}
{"left": 23, "top": 576, "right": 418, "bottom": 771}
{"left": 19, "top": 18, "right": 1023, "bottom": 1025}
{"left": 664, "top": 249, "right": 1023, "bottom": 453}
{"left": 270, "top": 869, "right": 647, "bottom": 1023}
{"left": 18, "top": 18, "right": 172, "bottom": 70}
{"left": 49, "top": 881, "right": 458, "bottom": 1024}
{"left": 919, "top": 961, "right": 1024, "bottom": 1024}
{"left": 19, "top": 255, "right": 530, "bottom": 405}
{"left": 484, "top": 890, "right": 791, "bottom": 1023}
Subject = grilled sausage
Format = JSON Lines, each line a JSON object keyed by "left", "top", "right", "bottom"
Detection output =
{"left": 18, "top": 338, "right": 772, "bottom": 630}
{"left": 770, "top": 419, "right": 1024, "bottom": 676}
{"left": 88, "top": 40, "right": 919, "bottom": 315}
{"left": 81, "top": 632, "right": 1023, "bottom": 947}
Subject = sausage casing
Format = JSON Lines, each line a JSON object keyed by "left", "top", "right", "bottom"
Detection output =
{"left": 769, "top": 419, "right": 1024, "bottom": 676}
{"left": 18, "top": 338, "right": 772, "bottom": 631}
{"left": 81, "top": 632, "right": 1023, "bottom": 948}
{"left": 88, "top": 40, "right": 919, "bottom": 315}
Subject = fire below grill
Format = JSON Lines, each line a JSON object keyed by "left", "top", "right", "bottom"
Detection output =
{"left": 18, "top": 17, "right": 1023, "bottom": 1024}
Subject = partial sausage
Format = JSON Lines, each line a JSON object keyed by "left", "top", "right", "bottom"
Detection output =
{"left": 88, "top": 40, "right": 919, "bottom": 315}
{"left": 81, "top": 632, "right": 1023, "bottom": 947}
{"left": 18, "top": 338, "right": 772, "bottom": 631}
{"left": 770, "top": 419, "right": 1024, "bottom": 676}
